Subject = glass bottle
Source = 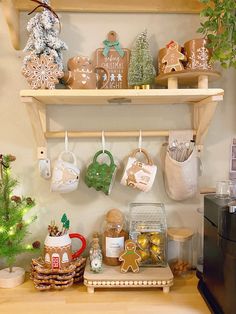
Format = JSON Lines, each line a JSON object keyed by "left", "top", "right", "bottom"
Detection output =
{"left": 167, "top": 228, "right": 193, "bottom": 277}
{"left": 89, "top": 232, "right": 103, "bottom": 273}
{"left": 102, "top": 208, "right": 128, "bottom": 266}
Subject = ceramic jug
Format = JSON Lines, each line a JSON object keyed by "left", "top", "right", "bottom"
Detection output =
{"left": 121, "top": 148, "right": 157, "bottom": 192}
{"left": 51, "top": 151, "right": 80, "bottom": 194}
{"left": 63, "top": 55, "right": 110, "bottom": 89}
{"left": 184, "top": 38, "right": 212, "bottom": 70}
{"left": 85, "top": 150, "right": 117, "bottom": 195}
{"left": 44, "top": 233, "right": 86, "bottom": 269}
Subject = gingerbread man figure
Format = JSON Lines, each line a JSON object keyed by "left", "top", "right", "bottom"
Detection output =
{"left": 162, "top": 41, "right": 186, "bottom": 73}
{"left": 119, "top": 240, "right": 141, "bottom": 273}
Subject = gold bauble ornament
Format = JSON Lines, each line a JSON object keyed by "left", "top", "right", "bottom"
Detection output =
{"left": 150, "top": 233, "right": 161, "bottom": 246}
{"left": 150, "top": 244, "right": 161, "bottom": 255}
{"left": 137, "top": 249, "right": 150, "bottom": 261}
{"left": 137, "top": 234, "right": 149, "bottom": 250}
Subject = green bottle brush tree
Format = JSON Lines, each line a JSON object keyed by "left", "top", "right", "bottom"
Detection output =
{"left": 128, "top": 29, "right": 156, "bottom": 87}
{"left": 0, "top": 154, "right": 39, "bottom": 287}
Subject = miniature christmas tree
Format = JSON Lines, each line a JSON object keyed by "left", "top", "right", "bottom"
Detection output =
{"left": 128, "top": 30, "right": 156, "bottom": 87}
{"left": 23, "top": 0, "right": 68, "bottom": 71}
{"left": 0, "top": 154, "right": 38, "bottom": 273}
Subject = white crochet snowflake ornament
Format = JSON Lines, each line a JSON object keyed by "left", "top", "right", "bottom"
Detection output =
{"left": 22, "top": 54, "right": 64, "bottom": 89}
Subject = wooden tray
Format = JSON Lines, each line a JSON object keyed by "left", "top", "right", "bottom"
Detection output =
{"left": 84, "top": 261, "right": 173, "bottom": 293}
{"left": 156, "top": 70, "right": 221, "bottom": 89}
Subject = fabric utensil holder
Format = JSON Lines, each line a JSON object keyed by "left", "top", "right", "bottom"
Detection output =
{"left": 164, "top": 148, "right": 198, "bottom": 201}
{"left": 121, "top": 148, "right": 157, "bottom": 192}
{"left": 51, "top": 151, "right": 80, "bottom": 193}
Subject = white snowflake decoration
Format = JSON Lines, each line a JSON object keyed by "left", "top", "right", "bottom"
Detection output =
{"left": 22, "top": 54, "right": 64, "bottom": 89}
{"left": 23, "top": 0, "right": 68, "bottom": 71}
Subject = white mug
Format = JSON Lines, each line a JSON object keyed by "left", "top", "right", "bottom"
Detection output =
{"left": 120, "top": 148, "right": 157, "bottom": 192}
{"left": 51, "top": 151, "right": 80, "bottom": 193}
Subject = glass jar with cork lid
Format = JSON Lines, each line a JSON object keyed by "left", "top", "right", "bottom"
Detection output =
{"left": 102, "top": 208, "right": 128, "bottom": 266}
{"left": 167, "top": 228, "right": 193, "bottom": 277}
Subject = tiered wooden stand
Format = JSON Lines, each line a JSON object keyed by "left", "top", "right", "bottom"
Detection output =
{"left": 83, "top": 262, "right": 174, "bottom": 294}
{"left": 156, "top": 70, "right": 221, "bottom": 89}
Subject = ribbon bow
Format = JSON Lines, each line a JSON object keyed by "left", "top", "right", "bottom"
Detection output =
{"left": 102, "top": 40, "right": 125, "bottom": 58}
{"left": 28, "top": 0, "right": 61, "bottom": 31}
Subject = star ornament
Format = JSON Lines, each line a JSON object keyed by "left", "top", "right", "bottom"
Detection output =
{"left": 22, "top": 54, "right": 64, "bottom": 89}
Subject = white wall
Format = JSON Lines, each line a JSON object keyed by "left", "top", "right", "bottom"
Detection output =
{"left": 0, "top": 8, "right": 235, "bottom": 268}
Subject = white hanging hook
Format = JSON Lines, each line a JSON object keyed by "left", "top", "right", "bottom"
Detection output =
{"left": 102, "top": 130, "right": 105, "bottom": 153}
{"left": 138, "top": 129, "right": 142, "bottom": 152}
{"left": 65, "top": 131, "right": 68, "bottom": 152}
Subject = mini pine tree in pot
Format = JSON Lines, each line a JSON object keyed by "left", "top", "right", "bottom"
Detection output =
{"left": 0, "top": 155, "right": 39, "bottom": 288}
{"left": 128, "top": 30, "right": 156, "bottom": 89}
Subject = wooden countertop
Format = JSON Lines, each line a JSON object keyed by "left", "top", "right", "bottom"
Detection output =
{"left": 0, "top": 275, "right": 210, "bottom": 314}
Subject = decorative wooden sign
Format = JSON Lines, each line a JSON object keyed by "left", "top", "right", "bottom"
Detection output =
{"left": 95, "top": 31, "right": 130, "bottom": 89}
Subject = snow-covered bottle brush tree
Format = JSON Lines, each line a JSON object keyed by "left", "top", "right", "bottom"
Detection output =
{"left": 23, "top": 0, "right": 68, "bottom": 71}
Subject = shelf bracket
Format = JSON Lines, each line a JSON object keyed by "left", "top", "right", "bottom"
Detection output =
{"left": 21, "top": 96, "right": 47, "bottom": 159}
{"left": 193, "top": 95, "right": 223, "bottom": 152}
{"left": 2, "top": 0, "right": 20, "bottom": 50}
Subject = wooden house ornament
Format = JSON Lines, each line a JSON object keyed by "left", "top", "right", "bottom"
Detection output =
{"left": 95, "top": 31, "right": 130, "bottom": 89}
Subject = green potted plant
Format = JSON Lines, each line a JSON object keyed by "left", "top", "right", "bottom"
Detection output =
{"left": 0, "top": 154, "right": 39, "bottom": 288}
{"left": 197, "top": 0, "right": 236, "bottom": 68}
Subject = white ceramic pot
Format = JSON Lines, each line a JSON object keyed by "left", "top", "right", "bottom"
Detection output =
{"left": 0, "top": 267, "right": 25, "bottom": 288}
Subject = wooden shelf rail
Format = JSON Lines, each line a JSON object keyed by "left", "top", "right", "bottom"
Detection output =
{"left": 45, "top": 130, "right": 197, "bottom": 139}
{"left": 20, "top": 89, "right": 224, "bottom": 159}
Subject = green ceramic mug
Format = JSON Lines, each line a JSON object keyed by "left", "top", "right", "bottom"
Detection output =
{"left": 85, "top": 150, "right": 117, "bottom": 195}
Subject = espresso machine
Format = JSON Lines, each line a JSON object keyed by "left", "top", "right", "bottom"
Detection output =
{"left": 198, "top": 195, "right": 236, "bottom": 314}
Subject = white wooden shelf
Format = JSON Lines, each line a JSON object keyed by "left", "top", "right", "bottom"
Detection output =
{"left": 20, "top": 88, "right": 223, "bottom": 106}
{"left": 2, "top": 0, "right": 206, "bottom": 50}
{"left": 20, "top": 88, "right": 224, "bottom": 159}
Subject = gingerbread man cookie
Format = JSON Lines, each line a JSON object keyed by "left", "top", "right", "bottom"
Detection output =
{"left": 119, "top": 240, "right": 141, "bottom": 273}
{"left": 162, "top": 41, "right": 186, "bottom": 73}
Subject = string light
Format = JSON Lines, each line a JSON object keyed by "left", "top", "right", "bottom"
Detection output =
{"left": 8, "top": 230, "right": 15, "bottom": 236}
{"left": 22, "top": 208, "right": 28, "bottom": 215}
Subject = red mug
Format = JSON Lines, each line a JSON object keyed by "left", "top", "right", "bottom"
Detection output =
{"left": 44, "top": 232, "right": 86, "bottom": 269}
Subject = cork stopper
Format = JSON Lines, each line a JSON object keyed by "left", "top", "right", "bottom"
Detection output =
{"left": 167, "top": 228, "right": 193, "bottom": 242}
{"left": 106, "top": 208, "right": 124, "bottom": 224}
